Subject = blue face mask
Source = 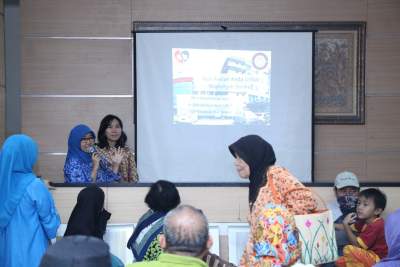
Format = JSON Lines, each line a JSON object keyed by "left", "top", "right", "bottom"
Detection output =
{"left": 337, "top": 195, "right": 358, "bottom": 216}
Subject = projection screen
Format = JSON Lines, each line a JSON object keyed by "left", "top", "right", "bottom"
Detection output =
{"left": 135, "top": 32, "right": 313, "bottom": 183}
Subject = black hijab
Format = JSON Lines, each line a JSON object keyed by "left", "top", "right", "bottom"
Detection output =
{"left": 64, "top": 185, "right": 111, "bottom": 239}
{"left": 229, "top": 135, "right": 276, "bottom": 208}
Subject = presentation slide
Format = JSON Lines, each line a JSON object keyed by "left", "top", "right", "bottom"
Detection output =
{"left": 136, "top": 32, "right": 313, "bottom": 183}
{"left": 172, "top": 49, "right": 271, "bottom": 126}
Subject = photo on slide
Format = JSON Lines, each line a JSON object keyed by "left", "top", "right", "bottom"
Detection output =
{"left": 172, "top": 49, "right": 271, "bottom": 126}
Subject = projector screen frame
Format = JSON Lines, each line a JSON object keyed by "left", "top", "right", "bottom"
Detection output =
{"left": 132, "top": 21, "right": 317, "bottom": 185}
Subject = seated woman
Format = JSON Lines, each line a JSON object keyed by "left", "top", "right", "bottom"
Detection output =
{"left": 64, "top": 185, "right": 124, "bottom": 267}
{"left": 127, "top": 180, "right": 180, "bottom": 262}
{"left": 96, "top": 114, "right": 138, "bottom": 183}
{"left": 228, "top": 135, "right": 317, "bottom": 266}
{"left": 64, "top": 124, "right": 120, "bottom": 183}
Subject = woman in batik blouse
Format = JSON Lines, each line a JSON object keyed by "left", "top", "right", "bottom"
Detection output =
{"left": 64, "top": 124, "right": 121, "bottom": 183}
{"left": 96, "top": 114, "right": 138, "bottom": 183}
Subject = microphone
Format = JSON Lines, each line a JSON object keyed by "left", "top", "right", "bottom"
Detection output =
{"left": 88, "top": 146, "right": 109, "bottom": 170}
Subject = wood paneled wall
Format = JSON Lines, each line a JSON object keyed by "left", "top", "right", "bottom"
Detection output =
{"left": 14, "top": 0, "right": 400, "bottom": 184}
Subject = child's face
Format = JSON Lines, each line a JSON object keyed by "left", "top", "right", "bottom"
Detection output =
{"left": 356, "top": 195, "right": 380, "bottom": 220}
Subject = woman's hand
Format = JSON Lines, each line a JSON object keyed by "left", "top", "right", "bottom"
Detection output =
{"left": 91, "top": 153, "right": 101, "bottom": 180}
{"left": 92, "top": 153, "right": 100, "bottom": 169}
{"left": 111, "top": 147, "right": 124, "bottom": 173}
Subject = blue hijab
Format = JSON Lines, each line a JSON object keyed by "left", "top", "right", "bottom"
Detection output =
{"left": 0, "top": 134, "right": 38, "bottom": 228}
{"left": 66, "top": 125, "right": 95, "bottom": 164}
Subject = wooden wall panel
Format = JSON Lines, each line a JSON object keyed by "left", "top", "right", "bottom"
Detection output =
{"left": 36, "top": 153, "right": 66, "bottom": 182}
{"left": 132, "top": 0, "right": 367, "bottom": 21}
{"left": 314, "top": 125, "right": 366, "bottom": 152}
{"left": 314, "top": 152, "right": 366, "bottom": 182}
{"left": 52, "top": 186, "right": 398, "bottom": 224}
{"left": 22, "top": 38, "right": 132, "bottom": 95}
{"left": 21, "top": 0, "right": 131, "bottom": 37}
{"left": 366, "top": 37, "right": 400, "bottom": 96}
{"left": 366, "top": 152, "right": 400, "bottom": 182}
{"left": 367, "top": 0, "right": 400, "bottom": 35}
{"left": 21, "top": 97, "right": 134, "bottom": 152}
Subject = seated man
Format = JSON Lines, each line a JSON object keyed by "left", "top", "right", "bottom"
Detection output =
{"left": 327, "top": 171, "right": 360, "bottom": 256}
{"left": 127, "top": 204, "right": 212, "bottom": 267}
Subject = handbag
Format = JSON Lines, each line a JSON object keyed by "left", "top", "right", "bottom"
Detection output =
{"left": 268, "top": 176, "right": 339, "bottom": 265}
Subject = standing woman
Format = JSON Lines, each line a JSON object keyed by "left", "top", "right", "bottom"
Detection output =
{"left": 0, "top": 134, "right": 61, "bottom": 267}
{"left": 64, "top": 124, "right": 121, "bottom": 183}
{"left": 229, "top": 135, "right": 317, "bottom": 267}
{"left": 97, "top": 114, "right": 138, "bottom": 183}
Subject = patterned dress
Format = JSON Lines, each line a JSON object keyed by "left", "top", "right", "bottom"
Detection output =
{"left": 240, "top": 165, "right": 317, "bottom": 267}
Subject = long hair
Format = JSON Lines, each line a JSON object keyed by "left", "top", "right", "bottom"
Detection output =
{"left": 97, "top": 114, "right": 127, "bottom": 149}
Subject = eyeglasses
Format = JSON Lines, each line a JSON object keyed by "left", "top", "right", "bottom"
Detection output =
{"left": 81, "top": 137, "right": 94, "bottom": 142}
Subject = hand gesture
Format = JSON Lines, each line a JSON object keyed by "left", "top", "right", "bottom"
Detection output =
{"left": 92, "top": 153, "right": 101, "bottom": 169}
{"left": 111, "top": 147, "right": 124, "bottom": 165}
{"left": 343, "top": 212, "right": 357, "bottom": 225}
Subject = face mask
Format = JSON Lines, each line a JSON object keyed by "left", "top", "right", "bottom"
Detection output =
{"left": 337, "top": 195, "right": 358, "bottom": 216}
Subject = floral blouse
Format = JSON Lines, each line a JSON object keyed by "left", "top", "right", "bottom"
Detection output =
{"left": 96, "top": 146, "right": 138, "bottom": 183}
{"left": 64, "top": 157, "right": 120, "bottom": 183}
{"left": 240, "top": 165, "right": 317, "bottom": 267}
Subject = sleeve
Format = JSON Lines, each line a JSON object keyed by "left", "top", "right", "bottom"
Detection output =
{"left": 31, "top": 179, "right": 61, "bottom": 240}
{"left": 126, "top": 149, "right": 138, "bottom": 182}
{"left": 64, "top": 158, "right": 92, "bottom": 183}
{"left": 357, "top": 221, "right": 382, "bottom": 250}
{"left": 96, "top": 166, "right": 121, "bottom": 183}
{"left": 273, "top": 168, "right": 317, "bottom": 215}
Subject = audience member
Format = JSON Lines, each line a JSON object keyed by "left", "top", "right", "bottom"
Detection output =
{"left": 336, "top": 188, "right": 388, "bottom": 267}
{"left": 127, "top": 180, "right": 181, "bottom": 261}
{"left": 96, "top": 114, "right": 138, "bottom": 183}
{"left": 64, "top": 124, "right": 121, "bottom": 183}
{"left": 228, "top": 135, "right": 317, "bottom": 266}
{"left": 127, "top": 205, "right": 213, "bottom": 267}
{"left": 374, "top": 208, "right": 400, "bottom": 267}
{"left": 327, "top": 171, "right": 360, "bottom": 256}
{"left": 40, "top": 235, "right": 111, "bottom": 267}
{"left": 0, "top": 134, "right": 60, "bottom": 267}
{"left": 64, "top": 185, "right": 124, "bottom": 267}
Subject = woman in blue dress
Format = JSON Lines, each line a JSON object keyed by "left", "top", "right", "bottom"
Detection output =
{"left": 64, "top": 124, "right": 122, "bottom": 183}
{"left": 0, "top": 134, "right": 61, "bottom": 267}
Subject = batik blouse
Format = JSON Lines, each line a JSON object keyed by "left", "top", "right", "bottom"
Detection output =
{"left": 96, "top": 146, "right": 138, "bottom": 183}
{"left": 64, "top": 157, "right": 120, "bottom": 183}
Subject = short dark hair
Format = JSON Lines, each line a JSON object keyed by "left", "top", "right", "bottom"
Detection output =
{"left": 145, "top": 180, "right": 181, "bottom": 213}
{"left": 97, "top": 114, "right": 127, "bottom": 149}
{"left": 359, "top": 188, "right": 387, "bottom": 211}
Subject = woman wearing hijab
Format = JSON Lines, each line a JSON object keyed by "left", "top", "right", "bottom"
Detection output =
{"left": 64, "top": 124, "right": 121, "bottom": 183}
{"left": 64, "top": 185, "right": 124, "bottom": 267}
{"left": 373, "top": 209, "right": 400, "bottom": 267}
{"left": 0, "top": 134, "right": 61, "bottom": 267}
{"left": 229, "top": 135, "right": 317, "bottom": 266}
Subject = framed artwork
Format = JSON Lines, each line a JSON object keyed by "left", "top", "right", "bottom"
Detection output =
{"left": 314, "top": 23, "right": 366, "bottom": 124}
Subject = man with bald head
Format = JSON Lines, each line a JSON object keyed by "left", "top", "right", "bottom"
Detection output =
{"left": 127, "top": 204, "right": 212, "bottom": 267}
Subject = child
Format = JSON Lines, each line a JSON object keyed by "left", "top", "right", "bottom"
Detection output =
{"left": 335, "top": 188, "right": 388, "bottom": 267}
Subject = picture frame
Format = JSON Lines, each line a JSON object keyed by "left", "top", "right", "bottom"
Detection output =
{"left": 313, "top": 22, "right": 366, "bottom": 124}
